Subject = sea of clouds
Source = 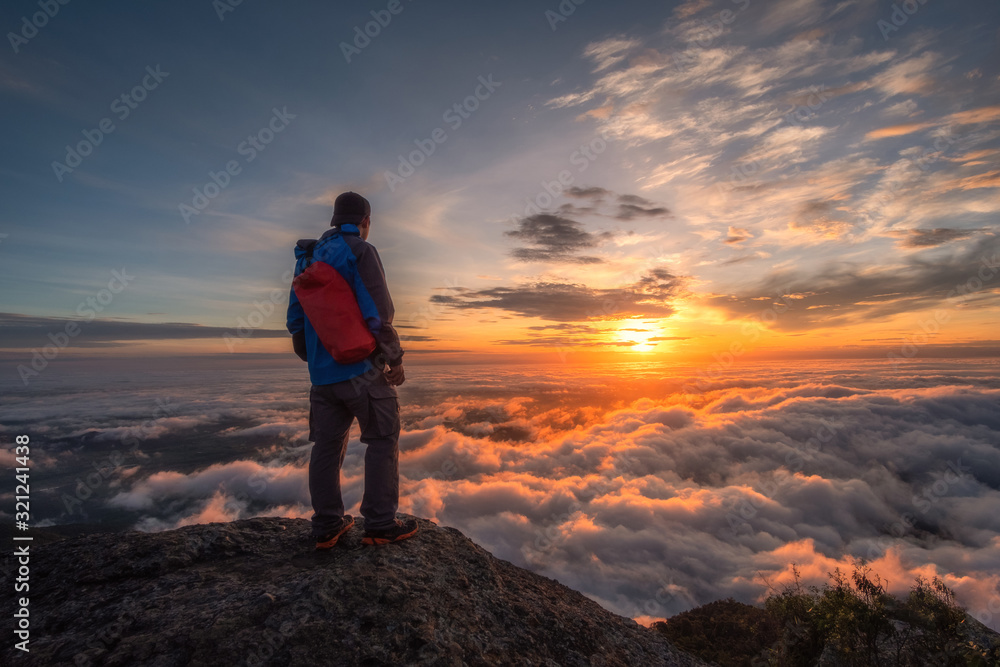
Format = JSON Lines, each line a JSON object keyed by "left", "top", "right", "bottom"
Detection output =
{"left": 2, "top": 358, "right": 998, "bottom": 629}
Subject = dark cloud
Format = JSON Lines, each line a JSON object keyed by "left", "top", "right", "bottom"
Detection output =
{"left": 527, "top": 323, "right": 601, "bottom": 333}
{"left": 720, "top": 255, "right": 759, "bottom": 265}
{"left": 492, "top": 336, "right": 638, "bottom": 347}
{"left": 617, "top": 194, "right": 656, "bottom": 206}
{"left": 0, "top": 313, "right": 285, "bottom": 348}
{"left": 431, "top": 268, "right": 684, "bottom": 322}
{"left": 705, "top": 233, "right": 1000, "bottom": 329}
{"left": 789, "top": 200, "right": 855, "bottom": 237}
{"left": 895, "top": 228, "right": 983, "bottom": 248}
{"left": 496, "top": 323, "right": 637, "bottom": 348}
{"left": 505, "top": 214, "right": 611, "bottom": 264}
{"left": 615, "top": 203, "right": 672, "bottom": 220}
{"left": 549, "top": 187, "right": 671, "bottom": 222}
{"left": 494, "top": 322, "right": 690, "bottom": 348}
{"left": 615, "top": 194, "right": 671, "bottom": 220}
{"left": 556, "top": 202, "right": 597, "bottom": 217}
{"left": 565, "top": 186, "right": 613, "bottom": 199}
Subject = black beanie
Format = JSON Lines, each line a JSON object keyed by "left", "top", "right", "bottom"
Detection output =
{"left": 331, "top": 191, "right": 371, "bottom": 226}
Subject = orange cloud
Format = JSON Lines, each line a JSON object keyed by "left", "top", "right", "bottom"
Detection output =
{"left": 951, "top": 170, "right": 1000, "bottom": 191}
{"left": 865, "top": 122, "right": 931, "bottom": 140}
{"left": 947, "top": 148, "right": 999, "bottom": 166}
{"left": 865, "top": 106, "right": 1000, "bottom": 141}
{"left": 582, "top": 104, "right": 614, "bottom": 120}
{"left": 925, "top": 170, "right": 1000, "bottom": 195}
{"left": 946, "top": 105, "right": 1000, "bottom": 125}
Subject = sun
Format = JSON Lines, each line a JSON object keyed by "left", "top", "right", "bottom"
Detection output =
{"left": 612, "top": 324, "right": 658, "bottom": 352}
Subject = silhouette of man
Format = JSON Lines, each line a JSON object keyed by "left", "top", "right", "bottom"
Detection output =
{"left": 287, "top": 191, "right": 417, "bottom": 549}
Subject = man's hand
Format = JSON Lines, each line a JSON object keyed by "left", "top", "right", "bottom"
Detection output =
{"left": 292, "top": 331, "right": 308, "bottom": 362}
{"left": 385, "top": 364, "right": 405, "bottom": 386}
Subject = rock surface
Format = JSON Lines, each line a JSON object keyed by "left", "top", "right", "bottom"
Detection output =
{"left": 2, "top": 516, "right": 708, "bottom": 666}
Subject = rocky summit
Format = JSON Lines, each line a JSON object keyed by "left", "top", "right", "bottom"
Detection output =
{"left": 2, "top": 516, "right": 707, "bottom": 666}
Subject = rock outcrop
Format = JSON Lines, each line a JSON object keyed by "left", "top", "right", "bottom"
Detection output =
{"left": 2, "top": 516, "right": 707, "bottom": 666}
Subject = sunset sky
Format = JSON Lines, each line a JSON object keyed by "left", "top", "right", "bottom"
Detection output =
{"left": 2, "top": 0, "right": 1000, "bottom": 635}
{"left": 1, "top": 0, "right": 998, "bottom": 370}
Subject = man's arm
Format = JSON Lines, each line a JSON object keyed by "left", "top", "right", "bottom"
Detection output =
{"left": 287, "top": 276, "right": 308, "bottom": 362}
{"left": 352, "top": 243, "right": 404, "bottom": 368}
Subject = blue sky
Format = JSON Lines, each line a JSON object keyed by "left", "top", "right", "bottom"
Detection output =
{"left": 1, "top": 0, "right": 999, "bottom": 367}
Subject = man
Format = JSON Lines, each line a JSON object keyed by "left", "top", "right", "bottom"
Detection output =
{"left": 287, "top": 191, "right": 417, "bottom": 549}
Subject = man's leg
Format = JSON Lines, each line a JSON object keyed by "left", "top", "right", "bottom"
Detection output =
{"left": 308, "top": 384, "right": 354, "bottom": 538}
{"left": 338, "top": 377, "right": 401, "bottom": 530}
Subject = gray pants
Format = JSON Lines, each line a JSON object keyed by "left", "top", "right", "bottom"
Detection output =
{"left": 308, "top": 372, "right": 400, "bottom": 536}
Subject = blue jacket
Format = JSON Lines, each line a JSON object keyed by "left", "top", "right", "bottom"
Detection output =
{"left": 286, "top": 224, "right": 404, "bottom": 385}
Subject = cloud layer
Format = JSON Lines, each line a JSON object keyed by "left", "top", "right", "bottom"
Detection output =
{"left": 3, "top": 359, "right": 998, "bottom": 630}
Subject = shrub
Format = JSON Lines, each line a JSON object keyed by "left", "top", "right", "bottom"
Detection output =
{"left": 658, "top": 562, "right": 999, "bottom": 666}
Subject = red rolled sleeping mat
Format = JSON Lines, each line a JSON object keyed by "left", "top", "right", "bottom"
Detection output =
{"left": 293, "top": 260, "right": 377, "bottom": 364}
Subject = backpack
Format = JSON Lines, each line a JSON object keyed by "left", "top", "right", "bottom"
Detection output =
{"left": 292, "top": 237, "right": 377, "bottom": 364}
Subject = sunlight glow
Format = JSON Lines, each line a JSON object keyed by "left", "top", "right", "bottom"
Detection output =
{"left": 613, "top": 324, "right": 659, "bottom": 351}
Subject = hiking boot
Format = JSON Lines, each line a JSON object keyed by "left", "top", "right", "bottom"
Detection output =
{"left": 361, "top": 518, "right": 418, "bottom": 546}
{"left": 315, "top": 515, "right": 354, "bottom": 550}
